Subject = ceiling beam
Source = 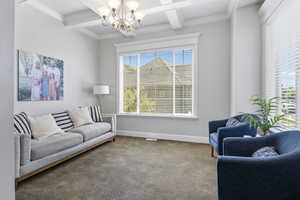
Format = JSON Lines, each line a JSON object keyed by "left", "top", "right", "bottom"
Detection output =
{"left": 64, "top": 10, "right": 101, "bottom": 29}
{"left": 66, "top": 0, "right": 225, "bottom": 30}
{"left": 98, "top": 13, "right": 227, "bottom": 40}
{"left": 17, "top": 0, "right": 63, "bottom": 22}
{"left": 160, "top": 0, "right": 183, "bottom": 30}
{"left": 17, "top": 0, "right": 101, "bottom": 40}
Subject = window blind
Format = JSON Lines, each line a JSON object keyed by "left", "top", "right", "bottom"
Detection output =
{"left": 120, "top": 48, "right": 194, "bottom": 116}
{"left": 269, "top": 0, "right": 300, "bottom": 128}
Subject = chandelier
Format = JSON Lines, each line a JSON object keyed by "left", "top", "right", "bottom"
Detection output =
{"left": 97, "top": 0, "right": 144, "bottom": 34}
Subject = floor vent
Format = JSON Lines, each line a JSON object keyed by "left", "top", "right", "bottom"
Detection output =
{"left": 145, "top": 138, "right": 158, "bottom": 142}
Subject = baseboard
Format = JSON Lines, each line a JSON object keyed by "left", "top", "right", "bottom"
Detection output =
{"left": 117, "top": 130, "right": 209, "bottom": 144}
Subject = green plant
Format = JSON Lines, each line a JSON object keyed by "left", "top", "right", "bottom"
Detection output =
{"left": 243, "top": 96, "right": 285, "bottom": 135}
{"left": 124, "top": 87, "right": 155, "bottom": 113}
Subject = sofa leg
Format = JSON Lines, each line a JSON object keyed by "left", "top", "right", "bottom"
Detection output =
{"left": 112, "top": 138, "right": 116, "bottom": 142}
{"left": 15, "top": 180, "right": 18, "bottom": 189}
{"left": 211, "top": 147, "right": 214, "bottom": 158}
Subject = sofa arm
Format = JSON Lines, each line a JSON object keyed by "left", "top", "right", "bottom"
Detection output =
{"left": 19, "top": 134, "right": 31, "bottom": 166}
{"left": 223, "top": 136, "right": 267, "bottom": 157}
{"left": 103, "top": 114, "right": 116, "bottom": 136}
{"left": 217, "top": 153, "right": 300, "bottom": 200}
{"left": 13, "top": 132, "right": 20, "bottom": 178}
{"left": 208, "top": 119, "right": 228, "bottom": 134}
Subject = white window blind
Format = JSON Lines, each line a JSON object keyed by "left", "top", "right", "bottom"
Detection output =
{"left": 268, "top": 0, "right": 300, "bottom": 128}
{"left": 120, "top": 48, "right": 194, "bottom": 116}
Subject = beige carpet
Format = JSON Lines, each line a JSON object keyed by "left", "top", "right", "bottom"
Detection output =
{"left": 16, "top": 136, "right": 217, "bottom": 200}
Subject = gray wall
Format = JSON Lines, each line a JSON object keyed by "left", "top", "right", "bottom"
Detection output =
{"left": 99, "top": 20, "right": 231, "bottom": 137}
{"left": 15, "top": 6, "right": 100, "bottom": 115}
{"left": 231, "top": 4, "right": 262, "bottom": 114}
{"left": 0, "top": 0, "right": 15, "bottom": 199}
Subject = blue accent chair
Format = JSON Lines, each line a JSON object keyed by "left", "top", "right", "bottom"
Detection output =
{"left": 208, "top": 114, "right": 257, "bottom": 156}
{"left": 218, "top": 130, "right": 300, "bottom": 200}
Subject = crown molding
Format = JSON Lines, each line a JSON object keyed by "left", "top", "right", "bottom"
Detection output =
{"left": 259, "top": 0, "right": 285, "bottom": 24}
{"left": 114, "top": 32, "right": 200, "bottom": 53}
{"left": 17, "top": 0, "right": 63, "bottom": 22}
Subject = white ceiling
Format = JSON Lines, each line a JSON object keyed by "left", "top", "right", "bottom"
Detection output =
{"left": 18, "top": 0, "right": 264, "bottom": 39}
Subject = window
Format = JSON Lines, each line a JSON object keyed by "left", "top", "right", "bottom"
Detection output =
{"left": 265, "top": 0, "right": 300, "bottom": 128}
{"left": 119, "top": 48, "right": 194, "bottom": 117}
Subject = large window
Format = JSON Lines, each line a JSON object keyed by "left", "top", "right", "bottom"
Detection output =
{"left": 265, "top": 0, "right": 300, "bottom": 128}
{"left": 119, "top": 48, "right": 194, "bottom": 117}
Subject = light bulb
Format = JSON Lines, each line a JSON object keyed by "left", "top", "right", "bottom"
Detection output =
{"left": 108, "top": 0, "right": 120, "bottom": 9}
{"left": 98, "top": 7, "right": 110, "bottom": 17}
{"left": 135, "top": 12, "right": 144, "bottom": 21}
{"left": 127, "top": 1, "right": 139, "bottom": 11}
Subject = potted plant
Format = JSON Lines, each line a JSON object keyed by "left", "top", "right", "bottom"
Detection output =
{"left": 243, "top": 96, "right": 286, "bottom": 136}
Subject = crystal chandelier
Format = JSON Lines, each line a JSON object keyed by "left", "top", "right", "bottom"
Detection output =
{"left": 98, "top": 0, "right": 144, "bottom": 34}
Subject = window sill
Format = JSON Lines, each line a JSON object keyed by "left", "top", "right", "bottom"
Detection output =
{"left": 117, "top": 113, "right": 198, "bottom": 120}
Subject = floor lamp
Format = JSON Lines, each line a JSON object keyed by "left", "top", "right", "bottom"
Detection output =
{"left": 93, "top": 85, "right": 110, "bottom": 108}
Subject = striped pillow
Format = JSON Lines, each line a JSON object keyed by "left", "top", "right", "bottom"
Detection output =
{"left": 89, "top": 105, "right": 103, "bottom": 122}
{"left": 14, "top": 112, "right": 32, "bottom": 135}
{"left": 51, "top": 111, "right": 74, "bottom": 132}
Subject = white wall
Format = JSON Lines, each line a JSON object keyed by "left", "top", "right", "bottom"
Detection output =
{"left": 15, "top": 5, "right": 100, "bottom": 115}
{"left": 0, "top": 0, "right": 15, "bottom": 199}
{"left": 99, "top": 20, "right": 231, "bottom": 137}
{"left": 231, "top": 4, "right": 262, "bottom": 114}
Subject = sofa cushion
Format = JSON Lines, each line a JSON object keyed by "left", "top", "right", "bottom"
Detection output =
{"left": 89, "top": 105, "right": 104, "bottom": 122}
{"left": 14, "top": 112, "right": 32, "bottom": 136}
{"left": 31, "top": 132, "right": 83, "bottom": 161}
{"left": 29, "top": 114, "right": 63, "bottom": 140}
{"left": 70, "top": 122, "right": 111, "bottom": 141}
{"left": 51, "top": 111, "right": 74, "bottom": 132}
{"left": 68, "top": 108, "right": 94, "bottom": 128}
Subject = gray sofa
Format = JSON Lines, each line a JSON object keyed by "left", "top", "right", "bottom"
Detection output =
{"left": 14, "top": 114, "right": 116, "bottom": 183}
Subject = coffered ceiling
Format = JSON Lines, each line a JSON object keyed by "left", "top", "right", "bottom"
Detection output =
{"left": 16, "top": 0, "right": 264, "bottom": 40}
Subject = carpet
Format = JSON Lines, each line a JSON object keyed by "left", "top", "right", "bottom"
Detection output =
{"left": 16, "top": 136, "right": 217, "bottom": 200}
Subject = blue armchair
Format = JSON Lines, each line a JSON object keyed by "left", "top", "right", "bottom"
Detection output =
{"left": 218, "top": 131, "right": 300, "bottom": 200}
{"left": 208, "top": 114, "right": 257, "bottom": 156}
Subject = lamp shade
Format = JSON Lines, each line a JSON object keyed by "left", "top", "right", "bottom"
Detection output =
{"left": 93, "top": 85, "right": 110, "bottom": 95}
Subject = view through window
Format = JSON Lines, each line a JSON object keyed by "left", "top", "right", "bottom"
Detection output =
{"left": 120, "top": 48, "right": 193, "bottom": 116}
{"left": 271, "top": 0, "right": 300, "bottom": 128}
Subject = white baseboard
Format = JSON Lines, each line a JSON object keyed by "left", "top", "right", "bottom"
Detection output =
{"left": 117, "top": 130, "right": 209, "bottom": 144}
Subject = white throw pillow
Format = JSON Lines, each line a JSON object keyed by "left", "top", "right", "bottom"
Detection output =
{"left": 68, "top": 107, "right": 94, "bottom": 128}
{"left": 29, "top": 114, "right": 63, "bottom": 140}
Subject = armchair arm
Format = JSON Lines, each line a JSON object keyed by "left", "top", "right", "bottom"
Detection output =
{"left": 103, "top": 114, "right": 117, "bottom": 136}
{"left": 217, "top": 123, "right": 250, "bottom": 155}
{"left": 223, "top": 136, "right": 267, "bottom": 157}
{"left": 217, "top": 153, "right": 300, "bottom": 200}
{"left": 208, "top": 119, "right": 228, "bottom": 134}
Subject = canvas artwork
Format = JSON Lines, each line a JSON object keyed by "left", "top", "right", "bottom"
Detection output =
{"left": 18, "top": 50, "right": 64, "bottom": 101}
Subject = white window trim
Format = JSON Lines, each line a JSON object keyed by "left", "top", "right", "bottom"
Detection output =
{"left": 115, "top": 33, "right": 200, "bottom": 119}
